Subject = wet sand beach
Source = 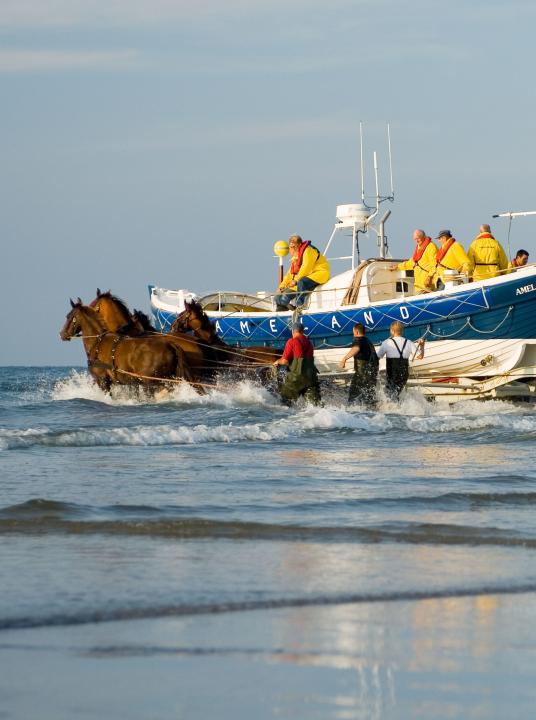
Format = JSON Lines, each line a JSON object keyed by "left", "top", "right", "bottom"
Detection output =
{"left": 2, "top": 592, "right": 536, "bottom": 719}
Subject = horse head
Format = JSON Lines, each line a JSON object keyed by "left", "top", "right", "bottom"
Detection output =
{"left": 89, "top": 290, "right": 132, "bottom": 332}
{"left": 59, "top": 299, "right": 84, "bottom": 340}
{"left": 132, "top": 309, "right": 155, "bottom": 333}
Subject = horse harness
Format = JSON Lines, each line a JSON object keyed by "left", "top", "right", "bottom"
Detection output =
{"left": 88, "top": 332, "right": 124, "bottom": 372}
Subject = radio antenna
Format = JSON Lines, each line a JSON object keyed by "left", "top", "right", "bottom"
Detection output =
{"left": 492, "top": 210, "right": 536, "bottom": 260}
{"left": 387, "top": 123, "right": 394, "bottom": 200}
{"left": 359, "top": 121, "right": 365, "bottom": 204}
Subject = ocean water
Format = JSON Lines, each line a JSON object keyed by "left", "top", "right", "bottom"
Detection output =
{"left": 2, "top": 366, "right": 536, "bottom": 719}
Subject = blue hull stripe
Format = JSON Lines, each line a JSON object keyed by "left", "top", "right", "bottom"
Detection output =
{"left": 150, "top": 274, "right": 536, "bottom": 349}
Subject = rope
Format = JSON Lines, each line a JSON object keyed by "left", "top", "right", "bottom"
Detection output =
{"left": 70, "top": 331, "right": 276, "bottom": 369}
{"left": 422, "top": 306, "right": 513, "bottom": 341}
{"left": 182, "top": 261, "right": 534, "bottom": 321}
{"left": 113, "top": 367, "right": 275, "bottom": 390}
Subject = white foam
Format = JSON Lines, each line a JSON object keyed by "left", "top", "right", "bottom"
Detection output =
{"left": 51, "top": 371, "right": 278, "bottom": 409}
{"left": 0, "top": 403, "right": 389, "bottom": 450}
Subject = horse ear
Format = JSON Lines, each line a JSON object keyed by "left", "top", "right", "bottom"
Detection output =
{"left": 70, "top": 298, "right": 75, "bottom": 308}
{"left": 77, "top": 297, "right": 83, "bottom": 305}
{"left": 96, "top": 288, "right": 101, "bottom": 296}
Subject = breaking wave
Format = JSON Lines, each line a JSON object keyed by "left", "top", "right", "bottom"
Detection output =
{"left": 2, "top": 400, "right": 536, "bottom": 451}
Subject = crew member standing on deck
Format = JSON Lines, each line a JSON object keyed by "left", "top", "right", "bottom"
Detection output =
{"left": 391, "top": 229, "right": 437, "bottom": 293}
{"left": 430, "top": 230, "right": 470, "bottom": 289}
{"left": 339, "top": 323, "right": 379, "bottom": 406}
{"left": 467, "top": 224, "right": 508, "bottom": 281}
{"left": 274, "top": 235, "right": 330, "bottom": 311}
{"left": 273, "top": 322, "right": 321, "bottom": 405}
{"left": 376, "top": 321, "right": 424, "bottom": 401}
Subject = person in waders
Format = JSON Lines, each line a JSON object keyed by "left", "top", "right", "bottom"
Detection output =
{"left": 338, "top": 323, "right": 379, "bottom": 407}
{"left": 273, "top": 322, "right": 321, "bottom": 405}
{"left": 376, "top": 321, "right": 424, "bottom": 401}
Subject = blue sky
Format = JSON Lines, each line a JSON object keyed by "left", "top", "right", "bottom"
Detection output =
{"left": 1, "top": 0, "right": 536, "bottom": 364}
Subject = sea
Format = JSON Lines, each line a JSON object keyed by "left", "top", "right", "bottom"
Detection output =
{"left": 2, "top": 365, "right": 536, "bottom": 719}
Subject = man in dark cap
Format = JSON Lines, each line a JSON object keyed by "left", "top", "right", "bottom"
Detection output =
{"left": 273, "top": 322, "right": 321, "bottom": 405}
{"left": 430, "top": 229, "right": 470, "bottom": 289}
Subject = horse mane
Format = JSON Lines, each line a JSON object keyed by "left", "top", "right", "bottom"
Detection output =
{"left": 91, "top": 290, "right": 131, "bottom": 319}
{"left": 132, "top": 309, "right": 156, "bottom": 332}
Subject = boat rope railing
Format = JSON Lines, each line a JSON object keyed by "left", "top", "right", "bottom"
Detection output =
{"left": 153, "top": 262, "right": 534, "bottom": 323}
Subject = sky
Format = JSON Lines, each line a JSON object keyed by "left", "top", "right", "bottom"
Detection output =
{"left": 1, "top": 0, "right": 536, "bottom": 364}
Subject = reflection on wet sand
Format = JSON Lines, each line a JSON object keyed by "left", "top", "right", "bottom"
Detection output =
{"left": 268, "top": 592, "right": 510, "bottom": 719}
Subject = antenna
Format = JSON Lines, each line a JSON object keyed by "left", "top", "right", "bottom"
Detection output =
{"left": 387, "top": 123, "right": 394, "bottom": 200}
{"left": 492, "top": 211, "right": 536, "bottom": 218}
{"left": 492, "top": 210, "right": 536, "bottom": 260}
{"left": 374, "top": 151, "right": 380, "bottom": 211}
{"left": 359, "top": 121, "right": 365, "bottom": 204}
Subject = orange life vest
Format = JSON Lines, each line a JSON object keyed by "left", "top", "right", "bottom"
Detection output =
{"left": 435, "top": 238, "right": 456, "bottom": 267}
{"left": 412, "top": 237, "right": 432, "bottom": 264}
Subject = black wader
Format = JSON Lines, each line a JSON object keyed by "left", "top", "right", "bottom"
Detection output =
{"left": 385, "top": 338, "right": 409, "bottom": 401}
{"left": 280, "top": 356, "right": 321, "bottom": 406}
{"left": 348, "top": 354, "right": 378, "bottom": 407}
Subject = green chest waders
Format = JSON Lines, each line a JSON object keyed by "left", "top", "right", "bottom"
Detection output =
{"left": 280, "top": 357, "right": 321, "bottom": 405}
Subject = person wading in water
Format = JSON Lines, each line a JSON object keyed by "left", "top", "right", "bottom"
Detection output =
{"left": 273, "top": 322, "right": 321, "bottom": 405}
{"left": 339, "top": 323, "right": 379, "bottom": 407}
{"left": 376, "top": 321, "right": 424, "bottom": 401}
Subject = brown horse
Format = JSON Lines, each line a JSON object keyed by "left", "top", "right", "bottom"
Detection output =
{"left": 88, "top": 290, "right": 209, "bottom": 381}
{"left": 89, "top": 289, "right": 149, "bottom": 336}
{"left": 171, "top": 300, "right": 281, "bottom": 370}
{"left": 59, "top": 301, "right": 193, "bottom": 393}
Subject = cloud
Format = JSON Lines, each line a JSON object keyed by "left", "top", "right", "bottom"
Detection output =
{"left": 0, "top": 49, "right": 140, "bottom": 72}
{"left": 67, "top": 116, "right": 358, "bottom": 155}
{"left": 0, "top": 0, "right": 358, "bottom": 28}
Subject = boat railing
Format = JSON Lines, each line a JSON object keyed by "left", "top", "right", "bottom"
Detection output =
{"left": 152, "top": 262, "right": 535, "bottom": 316}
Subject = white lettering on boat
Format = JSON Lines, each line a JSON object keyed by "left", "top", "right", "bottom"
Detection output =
{"left": 363, "top": 311, "right": 373, "bottom": 325}
{"left": 215, "top": 321, "right": 222, "bottom": 333}
{"left": 240, "top": 321, "right": 250, "bottom": 334}
{"left": 269, "top": 318, "right": 277, "bottom": 332}
{"left": 400, "top": 306, "right": 410, "bottom": 320}
{"left": 331, "top": 316, "right": 341, "bottom": 329}
{"left": 516, "top": 284, "right": 536, "bottom": 296}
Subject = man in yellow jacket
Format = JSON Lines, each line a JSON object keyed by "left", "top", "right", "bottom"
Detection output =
{"left": 467, "top": 224, "right": 509, "bottom": 281}
{"left": 392, "top": 229, "right": 437, "bottom": 294}
{"left": 275, "top": 235, "right": 330, "bottom": 311}
{"left": 431, "top": 229, "right": 470, "bottom": 289}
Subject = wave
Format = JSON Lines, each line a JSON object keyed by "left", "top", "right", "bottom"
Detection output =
{"left": 3, "top": 490, "right": 535, "bottom": 523}
{"left": 2, "top": 582, "right": 536, "bottom": 631}
{"left": 0, "top": 406, "right": 387, "bottom": 450}
{"left": 3, "top": 401, "right": 536, "bottom": 450}
{"left": 1, "top": 501, "right": 535, "bottom": 547}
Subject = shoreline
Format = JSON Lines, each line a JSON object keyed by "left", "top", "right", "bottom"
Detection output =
{"left": 2, "top": 591, "right": 535, "bottom": 719}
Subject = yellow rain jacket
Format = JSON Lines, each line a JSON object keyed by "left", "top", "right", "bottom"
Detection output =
{"left": 397, "top": 238, "right": 438, "bottom": 293}
{"left": 467, "top": 232, "right": 508, "bottom": 281}
{"left": 280, "top": 243, "right": 330, "bottom": 290}
{"left": 433, "top": 239, "right": 470, "bottom": 286}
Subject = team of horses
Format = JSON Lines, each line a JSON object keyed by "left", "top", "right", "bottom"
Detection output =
{"left": 59, "top": 291, "right": 280, "bottom": 393}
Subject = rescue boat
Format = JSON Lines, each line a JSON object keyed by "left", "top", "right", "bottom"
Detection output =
{"left": 149, "top": 129, "right": 536, "bottom": 400}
